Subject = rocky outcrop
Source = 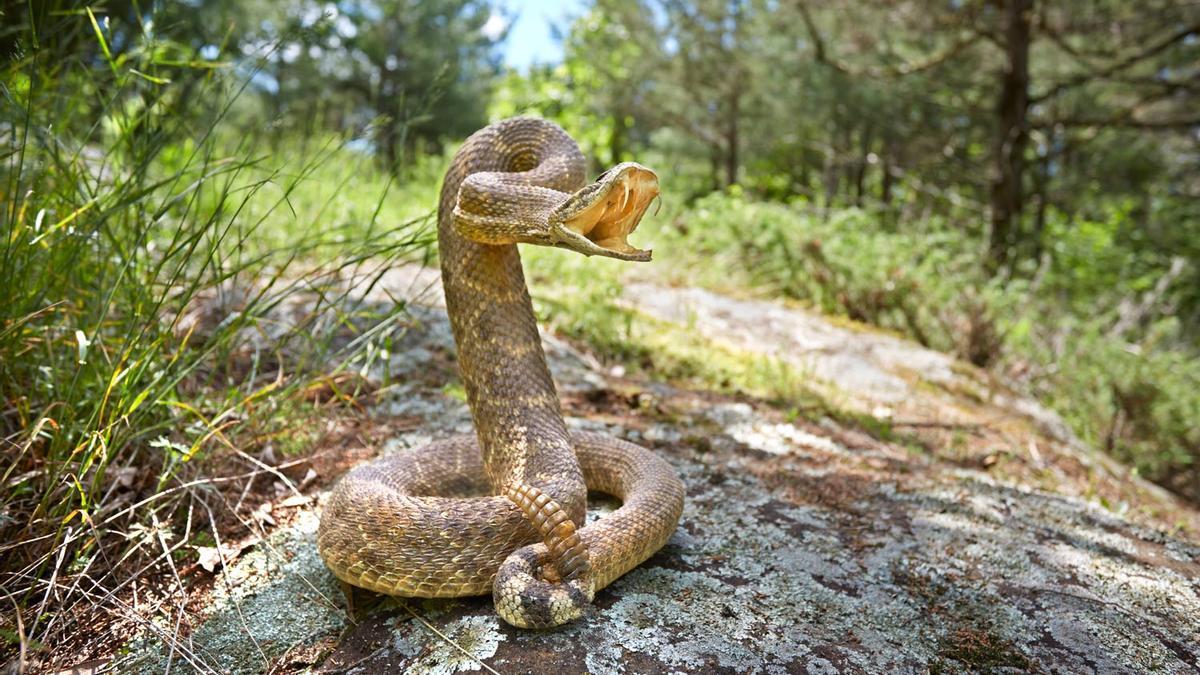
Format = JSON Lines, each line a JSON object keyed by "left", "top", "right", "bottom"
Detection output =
{"left": 116, "top": 268, "right": 1200, "bottom": 674}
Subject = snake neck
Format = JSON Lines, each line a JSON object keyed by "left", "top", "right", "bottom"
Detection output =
{"left": 436, "top": 118, "right": 588, "bottom": 525}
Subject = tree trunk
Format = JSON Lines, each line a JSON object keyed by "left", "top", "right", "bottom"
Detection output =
{"left": 724, "top": 84, "right": 740, "bottom": 187}
{"left": 881, "top": 151, "right": 894, "bottom": 205}
{"left": 853, "top": 128, "right": 873, "bottom": 207}
{"left": 987, "top": 0, "right": 1033, "bottom": 274}
{"left": 822, "top": 152, "right": 839, "bottom": 211}
{"left": 710, "top": 145, "right": 723, "bottom": 192}
{"left": 1029, "top": 138, "right": 1053, "bottom": 266}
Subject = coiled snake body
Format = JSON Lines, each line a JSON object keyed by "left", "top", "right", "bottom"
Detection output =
{"left": 318, "top": 118, "right": 684, "bottom": 628}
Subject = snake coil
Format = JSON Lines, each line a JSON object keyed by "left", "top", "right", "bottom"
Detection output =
{"left": 318, "top": 117, "right": 684, "bottom": 628}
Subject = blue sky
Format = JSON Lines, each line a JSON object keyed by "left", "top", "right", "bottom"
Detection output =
{"left": 489, "top": 0, "right": 588, "bottom": 70}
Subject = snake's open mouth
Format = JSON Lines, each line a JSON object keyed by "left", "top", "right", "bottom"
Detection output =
{"left": 560, "top": 164, "right": 658, "bottom": 261}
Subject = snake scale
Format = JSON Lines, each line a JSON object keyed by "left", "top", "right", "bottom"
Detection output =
{"left": 318, "top": 117, "right": 685, "bottom": 628}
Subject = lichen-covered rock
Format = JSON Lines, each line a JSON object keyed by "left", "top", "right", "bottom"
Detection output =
{"left": 115, "top": 272, "right": 1200, "bottom": 674}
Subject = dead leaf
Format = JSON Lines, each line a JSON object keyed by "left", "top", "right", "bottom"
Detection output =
{"left": 252, "top": 502, "right": 276, "bottom": 525}
{"left": 196, "top": 544, "right": 241, "bottom": 573}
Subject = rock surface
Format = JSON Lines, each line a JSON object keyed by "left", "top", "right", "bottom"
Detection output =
{"left": 623, "top": 282, "right": 1073, "bottom": 440}
{"left": 116, "top": 267, "right": 1200, "bottom": 674}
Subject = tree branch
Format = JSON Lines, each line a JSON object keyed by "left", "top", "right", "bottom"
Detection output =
{"left": 1036, "top": 116, "right": 1200, "bottom": 131}
{"left": 1030, "top": 21, "right": 1200, "bottom": 104}
{"left": 796, "top": 1, "right": 839, "bottom": 71}
{"left": 796, "top": 1, "right": 984, "bottom": 78}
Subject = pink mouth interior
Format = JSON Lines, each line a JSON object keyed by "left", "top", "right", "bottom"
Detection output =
{"left": 563, "top": 168, "right": 659, "bottom": 255}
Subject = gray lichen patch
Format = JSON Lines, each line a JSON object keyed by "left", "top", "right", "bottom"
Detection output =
{"left": 623, "top": 281, "right": 1200, "bottom": 537}
{"left": 114, "top": 511, "right": 347, "bottom": 674}
{"left": 703, "top": 402, "right": 847, "bottom": 457}
{"left": 387, "top": 615, "right": 507, "bottom": 674}
{"left": 115, "top": 273, "right": 1200, "bottom": 674}
{"left": 318, "top": 436, "right": 1200, "bottom": 673}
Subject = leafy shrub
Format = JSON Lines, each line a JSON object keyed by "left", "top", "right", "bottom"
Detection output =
{"left": 646, "top": 191, "right": 1200, "bottom": 500}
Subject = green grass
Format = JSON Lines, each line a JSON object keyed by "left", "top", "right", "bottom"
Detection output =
{"left": 616, "top": 190, "right": 1200, "bottom": 500}
{"left": 525, "top": 245, "right": 828, "bottom": 412}
{"left": 0, "top": 13, "right": 432, "bottom": 661}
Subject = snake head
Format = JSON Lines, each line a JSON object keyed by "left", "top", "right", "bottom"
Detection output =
{"left": 549, "top": 162, "right": 659, "bottom": 262}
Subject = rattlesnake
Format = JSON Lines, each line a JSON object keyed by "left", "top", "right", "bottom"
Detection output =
{"left": 318, "top": 117, "right": 684, "bottom": 628}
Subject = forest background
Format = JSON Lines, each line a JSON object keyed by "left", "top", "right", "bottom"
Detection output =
{"left": 2, "top": 0, "right": 1198, "bottom": 661}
